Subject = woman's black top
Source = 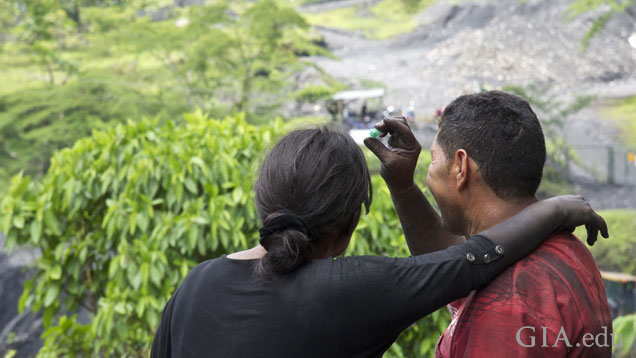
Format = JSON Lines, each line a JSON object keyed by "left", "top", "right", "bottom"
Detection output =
{"left": 151, "top": 235, "right": 505, "bottom": 358}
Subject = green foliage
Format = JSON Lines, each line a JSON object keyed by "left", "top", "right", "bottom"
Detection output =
{"left": 565, "top": 0, "right": 636, "bottom": 51}
{"left": 605, "top": 96, "right": 636, "bottom": 150}
{"left": 293, "top": 85, "right": 337, "bottom": 104}
{"left": 0, "top": 0, "right": 332, "bottom": 193}
{"left": 614, "top": 313, "right": 636, "bottom": 356}
{"left": 0, "top": 75, "right": 186, "bottom": 188}
{"left": 574, "top": 210, "right": 636, "bottom": 274}
{"left": 2, "top": 113, "right": 284, "bottom": 356}
{"left": 101, "top": 0, "right": 330, "bottom": 119}
{"left": 384, "top": 309, "right": 450, "bottom": 358}
{"left": 3, "top": 114, "right": 448, "bottom": 357}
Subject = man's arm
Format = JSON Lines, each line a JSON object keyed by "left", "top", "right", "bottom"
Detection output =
{"left": 389, "top": 184, "right": 465, "bottom": 254}
{"left": 364, "top": 117, "right": 464, "bottom": 255}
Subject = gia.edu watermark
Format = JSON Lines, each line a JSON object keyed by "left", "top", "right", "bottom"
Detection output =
{"left": 516, "top": 327, "right": 623, "bottom": 348}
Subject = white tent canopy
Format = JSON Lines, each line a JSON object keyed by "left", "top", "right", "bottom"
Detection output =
{"left": 332, "top": 88, "right": 385, "bottom": 101}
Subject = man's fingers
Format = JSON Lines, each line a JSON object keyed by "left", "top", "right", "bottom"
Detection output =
{"left": 599, "top": 215, "right": 609, "bottom": 239}
{"left": 383, "top": 117, "right": 415, "bottom": 139}
{"left": 374, "top": 116, "right": 408, "bottom": 131}
{"left": 363, "top": 137, "right": 391, "bottom": 161}
{"left": 586, "top": 224, "right": 598, "bottom": 246}
{"left": 375, "top": 117, "right": 418, "bottom": 148}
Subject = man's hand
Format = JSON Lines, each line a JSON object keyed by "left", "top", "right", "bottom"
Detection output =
{"left": 481, "top": 195, "right": 610, "bottom": 266}
{"left": 364, "top": 117, "right": 462, "bottom": 254}
{"left": 363, "top": 117, "right": 422, "bottom": 192}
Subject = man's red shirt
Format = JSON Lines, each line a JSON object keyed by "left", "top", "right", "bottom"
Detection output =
{"left": 435, "top": 231, "right": 613, "bottom": 358}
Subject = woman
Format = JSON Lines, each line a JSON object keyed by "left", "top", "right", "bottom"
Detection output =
{"left": 151, "top": 126, "right": 606, "bottom": 358}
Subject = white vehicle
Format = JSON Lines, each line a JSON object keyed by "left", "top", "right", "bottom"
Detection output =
{"left": 327, "top": 88, "right": 387, "bottom": 144}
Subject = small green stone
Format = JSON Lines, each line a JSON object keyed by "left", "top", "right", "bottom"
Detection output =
{"left": 369, "top": 128, "right": 381, "bottom": 138}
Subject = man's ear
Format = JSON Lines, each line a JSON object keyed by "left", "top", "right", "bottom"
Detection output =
{"left": 453, "top": 149, "right": 471, "bottom": 191}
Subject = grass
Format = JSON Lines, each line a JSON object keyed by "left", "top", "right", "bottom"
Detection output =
{"left": 604, "top": 96, "right": 636, "bottom": 150}
{"left": 574, "top": 209, "right": 636, "bottom": 274}
{"left": 301, "top": 0, "right": 437, "bottom": 39}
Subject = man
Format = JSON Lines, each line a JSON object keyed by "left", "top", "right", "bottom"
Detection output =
{"left": 365, "top": 91, "right": 612, "bottom": 357}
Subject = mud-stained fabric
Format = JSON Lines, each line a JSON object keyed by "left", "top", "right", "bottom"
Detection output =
{"left": 435, "top": 231, "right": 612, "bottom": 358}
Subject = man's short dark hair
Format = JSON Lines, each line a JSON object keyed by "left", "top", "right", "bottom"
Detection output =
{"left": 437, "top": 90, "right": 546, "bottom": 200}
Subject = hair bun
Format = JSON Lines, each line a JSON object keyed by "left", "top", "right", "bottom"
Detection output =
{"left": 258, "top": 211, "right": 311, "bottom": 246}
{"left": 256, "top": 231, "right": 313, "bottom": 279}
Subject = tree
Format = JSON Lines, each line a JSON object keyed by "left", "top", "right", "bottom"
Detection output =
{"left": 0, "top": 0, "right": 333, "bottom": 194}
{"left": 2, "top": 114, "right": 446, "bottom": 357}
{"left": 110, "top": 0, "right": 332, "bottom": 120}
{"left": 0, "top": 0, "right": 171, "bottom": 191}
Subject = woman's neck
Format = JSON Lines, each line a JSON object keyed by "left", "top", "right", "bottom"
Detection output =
{"left": 227, "top": 245, "right": 267, "bottom": 260}
{"left": 227, "top": 233, "right": 348, "bottom": 261}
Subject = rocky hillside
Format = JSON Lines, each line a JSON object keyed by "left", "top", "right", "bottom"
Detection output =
{"left": 309, "top": 0, "right": 636, "bottom": 208}
{"left": 311, "top": 0, "right": 636, "bottom": 113}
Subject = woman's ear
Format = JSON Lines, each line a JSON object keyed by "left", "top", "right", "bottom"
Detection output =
{"left": 334, "top": 211, "right": 361, "bottom": 256}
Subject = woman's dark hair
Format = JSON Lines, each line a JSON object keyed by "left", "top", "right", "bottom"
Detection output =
{"left": 254, "top": 126, "right": 372, "bottom": 278}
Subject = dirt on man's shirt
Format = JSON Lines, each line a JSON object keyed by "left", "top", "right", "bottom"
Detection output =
{"left": 436, "top": 231, "right": 613, "bottom": 358}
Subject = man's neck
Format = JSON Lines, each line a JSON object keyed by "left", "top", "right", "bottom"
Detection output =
{"left": 464, "top": 196, "right": 538, "bottom": 238}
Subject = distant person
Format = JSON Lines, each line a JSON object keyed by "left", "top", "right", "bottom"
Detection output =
{"left": 434, "top": 106, "right": 445, "bottom": 121}
{"left": 361, "top": 101, "right": 372, "bottom": 127}
{"left": 406, "top": 100, "right": 415, "bottom": 122}
{"left": 366, "top": 91, "right": 612, "bottom": 358}
{"left": 151, "top": 125, "right": 606, "bottom": 358}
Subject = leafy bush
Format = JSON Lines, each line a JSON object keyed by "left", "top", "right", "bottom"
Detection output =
{"left": 2, "top": 113, "right": 447, "bottom": 357}
{"left": 614, "top": 313, "right": 636, "bottom": 357}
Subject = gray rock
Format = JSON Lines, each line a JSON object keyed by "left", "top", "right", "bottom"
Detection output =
{"left": 0, "top": 241, "right": 42, "bottom": 358}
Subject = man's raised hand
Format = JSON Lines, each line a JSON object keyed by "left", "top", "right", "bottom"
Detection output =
{"left": 363, "top": 117, "right": 422, "bottom": 192}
